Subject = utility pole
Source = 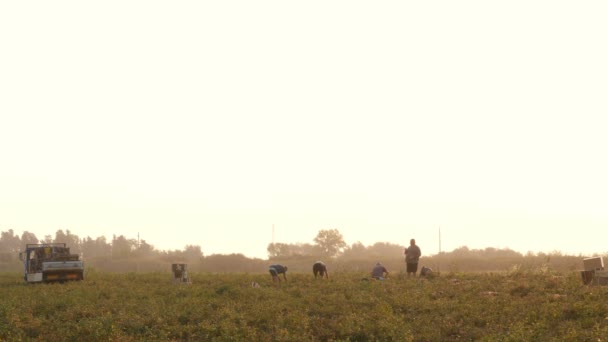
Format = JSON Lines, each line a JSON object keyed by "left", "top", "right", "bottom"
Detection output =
{"left": 437, "top": 226, "right": 441, "bottom": 274}
{"left": 438, "top": 226, "right": 441, "bottom": 254}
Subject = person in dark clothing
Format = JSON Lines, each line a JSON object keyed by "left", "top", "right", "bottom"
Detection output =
{"left": 404, "top": 239, "right": 421, "bottom": 277}
{"left": 420, "top": 266, "right": 433, "bottom": 277}
{"left": 313, "top": 261, "right": 328, "bottom": 279}
{"left": 371, "top": 262, "right": 389, "bottom": 280}
{"left": 269, "top": 264, "right": 288, "bottom": 282}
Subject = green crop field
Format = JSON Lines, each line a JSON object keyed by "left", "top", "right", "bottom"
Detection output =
{"left": 1, "top": 270, "right": 607, "bottom": 341}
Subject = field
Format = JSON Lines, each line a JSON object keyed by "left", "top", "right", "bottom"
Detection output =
{"left": 1, "top": 270, "right": 607, "bottom": 341}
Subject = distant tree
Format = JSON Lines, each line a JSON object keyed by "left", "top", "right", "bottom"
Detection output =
{"left": 483, "top": 247, "right": 522, "bottom": 258}
{"left": 341, "top": 241, "right": 367, "bottom": 259}
{"left": 43, "top": 235, "right": 53, "bottom": 244}
{"left": 81, "top": 236, "right": 112, "bottom": 258}
{"left": 201, "top": 253, "right": 265, "bottom": 272}
{"left": 0, "top": 229, "right": 21, "bottom": 253}
{"left": 53, "top": 229, "right": 81, "bottom": 254}
{"left": 112, "top": 235, "right": 135, "bottom": 259}
{"left": 367, "top": 242, "right": 404, "bottom": 259}
{"left": 133, "top": 240, "right": 156, "bottom": 258}
{"left": 54, "top": 230, "right": 67, "bottom": 243}
{"left": 66, "top": 230, "right": 81, "bottom": 254}
{"left": 452, "top": 246, "right": 470, "bottom": 256}
{"left": 313, "top": 229, "right": 347, "bottom": 258}
{"left": 267, "top": 242, "right": 291, "bottom": 258}
{"left": 161, "top": 249, "right": 186, "bottom": 263}
{"left": 183, "top": 245, "right": 203, "bottom": 261}
{"left": 20, "top": 231, "right": 39, "bottom": 249}
{"left": 291, "top": 243, "right": 319, "bottom": 256}
{"left": 81, "top": 236, "right": 96, "bottom": 258}
{"left": 267, "top": 242, "right": 317, "bottom": 258}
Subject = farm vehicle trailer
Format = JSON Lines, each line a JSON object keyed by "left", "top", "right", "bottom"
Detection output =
{"left": 19, "top": 243, "right": 84, "bottom": 283}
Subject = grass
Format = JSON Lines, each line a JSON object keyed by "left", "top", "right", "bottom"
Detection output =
{"left": 1, "top": 270, "right": 607, "bottom": 341}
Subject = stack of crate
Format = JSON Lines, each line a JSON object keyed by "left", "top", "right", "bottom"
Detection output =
{"left": 171, "top": 263, "right": 192, "bottom": 284}
{"left": 581, "top": 257, "right": 607, "bottom": 286}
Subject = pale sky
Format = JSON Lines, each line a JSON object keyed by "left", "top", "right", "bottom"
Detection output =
{"left": 1, "top": 1, "right": 607, "bottom": 260}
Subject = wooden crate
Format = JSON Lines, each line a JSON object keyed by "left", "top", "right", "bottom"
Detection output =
{"left": 583, "top": 257, "right": 604, "bottom": 271}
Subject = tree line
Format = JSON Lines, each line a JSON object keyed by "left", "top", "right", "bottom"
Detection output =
{"left": 0, "top": 228, "right": 351, "bottom": 262}
{"left": 0, "top": 228, "right": 597, "bottom": 274}
{"left": 0, "top": 228, "right": 203, "bottom": 264}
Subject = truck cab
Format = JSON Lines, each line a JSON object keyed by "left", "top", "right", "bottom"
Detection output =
{"left": 19, "top": 243, "right": 84, "bottom": 283}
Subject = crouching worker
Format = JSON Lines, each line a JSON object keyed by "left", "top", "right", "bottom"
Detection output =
{"left": 313, "top": 261, "right": 329, "bottom": 279}
{"left": 420, "top": 266, "right": 433, "bottom": 277}
{"left": 371, "top": 262, "right": 389, "bottom": 280}
{"left": 269, "top": 264, "right": 288, "bottom": 283}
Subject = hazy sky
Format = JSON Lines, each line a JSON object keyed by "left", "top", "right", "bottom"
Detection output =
{"left": 1, "top": 1, "right": 607, "bottom": 259}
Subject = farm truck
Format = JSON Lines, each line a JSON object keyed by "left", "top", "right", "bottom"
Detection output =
{"left": 19, "top": 243, "right": 84, "bottom": 283}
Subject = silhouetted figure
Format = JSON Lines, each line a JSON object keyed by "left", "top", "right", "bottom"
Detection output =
{"left": 269, "top": 264, "right": 288, "bottom": 283}
{"left": 371, "top": 262, "right": 389, "bottom": 280}
{"left": 313, "top": 261, "right": 329, "bottom": 279}
{"left": 404, "top": 239, "right": 421, "bottom": 277}
{"left": 420, "top": 266, "right": 433, "bottom": 277}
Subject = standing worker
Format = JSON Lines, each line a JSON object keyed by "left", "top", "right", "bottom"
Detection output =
{"left": 404, "top": 239, "right": 421, "bottom": 277}
{"left": 269, "top": 264, "right": 288, "bottom": 283}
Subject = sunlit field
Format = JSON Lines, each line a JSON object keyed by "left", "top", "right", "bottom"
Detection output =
{"left": 1, "top": 270, "right": 607, "bottom": 341}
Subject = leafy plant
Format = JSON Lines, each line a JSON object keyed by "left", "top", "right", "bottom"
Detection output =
{"left": 1, "top": 271, "right": 607, "bottom": 340}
